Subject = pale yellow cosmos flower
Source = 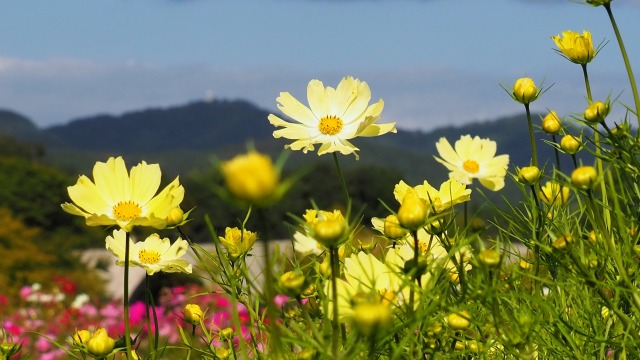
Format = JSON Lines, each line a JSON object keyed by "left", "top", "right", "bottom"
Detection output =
{"left": 268, "top": 76, "right": 397, "bottom": 159}
{"left": 106, "top": 229, "right": 192, "bottom": 275}
{"left": 393, "top": 179, "right": 471, "bottom": 214}
{"left": 435, "top": 135, "right": 510, "bottom": 191}
{"left": 62, "top": 156, "right": 184, "bottom": 232}
{"left": 324, "top": 251, "right": 400, "bottom": 321}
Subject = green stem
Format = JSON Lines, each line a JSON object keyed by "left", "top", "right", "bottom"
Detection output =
{"left": 144, "top": 274, "right": 157, "bottom": 360}
{"left": 583, "top": 63, "right": 610, "bottom": 228}
{"left": 551, "top": 135, "right": 561, "bottom": 173}
{"left": 604, "top": 3, "right": 640, "bottom": 129}
{"left": 581, "top": 64, "right": 593, "bottom": 102}
{"left": 333, "top": 153, "right": 350, "bottom": 207}
{"left": 330, "top": 246, "right": 341, "bottom": 358}
{"left": 525, "top": 103, "right": 538, "bottom": 168}
{"left": 585, "top": 191, "right": 640, "bottom": 314}
{"left": 124, "top": 232, "right": 132, "bottom": 359}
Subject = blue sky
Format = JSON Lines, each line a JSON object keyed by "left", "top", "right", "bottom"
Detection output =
{"left": 0, "top": 0, "right": 638, "bottom": 131}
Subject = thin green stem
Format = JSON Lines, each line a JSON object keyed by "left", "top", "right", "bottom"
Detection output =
{"left": 330, "top": 246, "right": 341, "bottom": 358}
{"left": 257, "top": 207, "right": 282, "bottom": 356}
{"left": 581, "top": 64, "right": 593, "bottom": 102}
{"left": 582, "top": 63, "right": 609, "bottom": 227}
{"left": 551, "top": 135, "right": 561, "bottom": 173}
{"left": 144, "top": 274, "right": 157, "bottom": 360}
{"left": 604, "top": 3, "right": 640, "bottom": 129}
{"left": 124, "top": 232, "right": 132, "bottom": 359}
{"left": 525, "top": 103, "right": 538, "bottom": 168}
{"left": 585, "top": 191, "right": 640, "bottom": 314}
{"left": 333, "top": 152, "right": 350, "bottom": 207}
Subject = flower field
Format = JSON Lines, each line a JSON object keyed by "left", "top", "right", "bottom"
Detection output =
{"left": 3, "top": 0, "right": 640, "bottom": 358}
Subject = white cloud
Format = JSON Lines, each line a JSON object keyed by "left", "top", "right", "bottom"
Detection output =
{"left": 0, "top": 56, "right": 633, "bottom": 133}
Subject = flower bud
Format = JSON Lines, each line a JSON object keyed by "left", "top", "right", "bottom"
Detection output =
{"left": 215, "top": 348, "right": 231, "bottom": 359}
{"left": 478, "top": 249, "right": 501, "bottom": 268}
{"left": 352, "top": 302, "right": 392, "bottom": 336}
{"left": 512, "top": 77, "right": 538, "bottom": 104}
{"left": 397, "top": 190, "right": 427, "bottom": 230}
{"left": 560, "top": 134, "right": 581, "bottom": 154}
{"left": 313, "top": 218, "right": 346, "bottom": 248}
{"left": 552, "top": 236, "right": 567, "bottom": 251}
{"left": 302, "top": 284, "right": 317, "bottom": 297}
{"left": 571, "top": 166, "right": 597, "bottom": 190}
{"left": 87, "top": 328, "right": 115, "bottom": 357}
{"left": 541, "top": 111, "right": 562, "bottom": 134}
{"left": 279, "top": 270, "right": 306, "bottom": 296}
{"left": 517, "top": 166, "right": 541, "bottom": 186}
{"left": 318, "top": 256, "right": 331, "bottom": 277}
{"left": 73, "top": 329, "right": 92, "bottom": 346}
{"left": 219, "top": 327, "right": 235, "bottom": 341}
{"left": 0, "top": 342, "right": 21, "bottom": 358}
{"left": 166, "top": 207, "right": 184, "bottom": 226}
{"left": 584, "top": 101, "right": 609, "bottom": 123}
{"left": 184, "top": 304, "right": 204, "bottom": 325}
{"left": 297, "top": 348, "right": 316, "bottom": 360}
{"left": 447, "top": 310, "right": 471, "bottom": 330}
{"left": 221, "top": 151, "right": 279, "bottom": 205}
{"left": 539, "top": 181, "right": 571, "bottom": 206}
{"left": 586, "top": 0, "right": 611, "bottom": 6}
{"left": 383, "top": 214, "right": 408, "bottom": 240}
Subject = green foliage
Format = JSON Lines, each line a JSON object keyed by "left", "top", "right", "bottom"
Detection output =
{"left": 0, "top": 208, "right": 105, "bottom": 300}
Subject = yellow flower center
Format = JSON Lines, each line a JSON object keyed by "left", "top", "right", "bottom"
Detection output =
{"left": 318, "top": 115, "right": 344, "bottom": 136}
{"left": 112, "top": 201, "right": 142, "bottom": 221}
{"left": 462, "top": 160, "right": 480, "bottom": 174}
{"left": 138, "top": 249, "right": 161, "bottom": 264}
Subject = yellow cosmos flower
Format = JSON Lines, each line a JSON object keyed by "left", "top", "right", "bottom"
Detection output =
{"left": 219, "top": 227, "right": 258, "bottom": 261}
{"left": 393, "top": 179, "right": 471, "bottom": 213}
{"left": 268, "top": 76, "right": 397, "bottom": 160}
{"left": 62, "top": 156, "right": 184, "bottom": 232}
{"left": 435, "top": 135, "right": 509, "bottom": 191}
{"left": 106, "top": 229, "right": 193, "bottom": 275}
{"left": 552, "top": 30, "right": 596, "bottom": 64}
{"left": 539, "top": 181, "right": 571, "bottom": 206}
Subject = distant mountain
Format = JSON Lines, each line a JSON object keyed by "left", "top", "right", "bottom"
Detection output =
{"left": 0, "top": 99, "right": 581, "bottom": 183}
{"left": 0, "top": 109, "right": 43, "bottom": 141}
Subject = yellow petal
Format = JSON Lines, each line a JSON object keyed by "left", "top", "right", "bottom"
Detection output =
{"left": 129, "top": 161, "right": 162, "bottom": 205}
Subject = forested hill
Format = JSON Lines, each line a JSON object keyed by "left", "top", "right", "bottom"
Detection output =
{"left": 0, "top": 99, "right": 578, "bottom": 182}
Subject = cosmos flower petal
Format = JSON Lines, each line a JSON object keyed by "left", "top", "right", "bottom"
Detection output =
{"left": 479, "top": 176, "right": 505, "bottom": 191}
{"left": 435, "top": 138, "right": 461, "bottom": 166}
{"left": 129, "top": 162, "right": 162, "bottom": 205}
{"left": 276, "top": 92, "right": 318, "bottom": 126}
{"left": 341, "top": 79, "right": 371, "bottom": 122}
{"left": 93, "top": 157, "right": 130, "bottom": 203}
{"left": 65, "top": 175, "right": 111, "bottom": 215}
{"left": 307, "top": 79, "right": 331, "bottom": 119}
{"left": 143, "top": 177, "right": 184, "bottom": 219}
